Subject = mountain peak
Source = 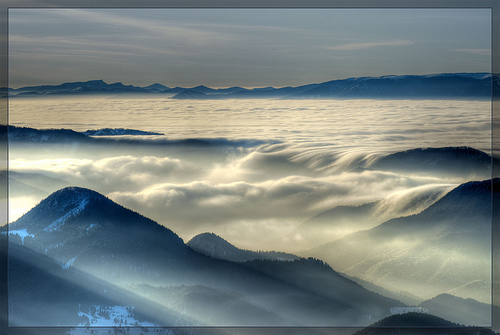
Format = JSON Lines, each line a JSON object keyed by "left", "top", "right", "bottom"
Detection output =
{"left": 39, "top": 186, "right": 104, "bottom": 214}
{"left": 190, "top": 232, "right": 226, "bottom": 244}
{"left": 84, "top": 79, "right": 107, "bottom": 85}
{"left": 171, "top": 88, "right": 211, "bottom": 99}
{"left": 188, "top": 232, "right": 300, "bottom": 262}
{"left": 9, "top": 187, "right": 187, "bottom": 271}
{"left": 10, "top": 186, "right": 112, "bottom": 235}
{"left": 188, "top": 232, "right": 241, "bottom": 259}
{"left": 191, "top": 85, "right": 209, "bottom": 90}
{"left": 143, "top": 83, "right": 169, "bottom": 91}
{"left": 10, "top": 186, "right": 175, "bottom": 238}
{"left": 50, "top": 185, "right": 103, "bottom": 198}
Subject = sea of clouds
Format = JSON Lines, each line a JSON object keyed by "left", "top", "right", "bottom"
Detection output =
{"left": 7, "top": 97, "right": 491, "bottom": 251}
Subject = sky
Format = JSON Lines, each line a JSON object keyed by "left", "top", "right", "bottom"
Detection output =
{"left": 8, "top": 8, "right": 492, "bottom": 88}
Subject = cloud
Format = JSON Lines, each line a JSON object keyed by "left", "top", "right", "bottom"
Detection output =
{"left": 8, "top": 196, "right": 40, "bottom": 223}
{"left": 11, "top": 9, "right": 235, "bottom": 47}
{"left": 103, "top": 167, "right": 459, "bottom": 253}
{"left": 453, "top": 48, "right": 491, "bottom": 56}
{"left": 108, "top": 176, "right": 349, "bottom": 224}
{"left": 9, "top": 133, "right": 488, "bottom": 251}
{"left": 372, "top": 183, "right": 456, "bottom": 219}
{"left": 9, "top": 155, "right": 202, "bottom": 194}
{"left": 326, "top": 39, "right": 413, "bottom": 51}
{"left": 106, "top": 169, "right": 437, "bottom": 245}
{"left": 207, "top": 143, "right": 380, "bottom": 183}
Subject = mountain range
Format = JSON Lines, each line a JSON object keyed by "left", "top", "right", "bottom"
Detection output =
{"left": 6, "top": 72, "right": 495, "bottom": 99}
{"left": 4, "top": 186, "right": 403, "bottom": 327}
{"left": 185, "top": 220, "right": 495, "bottom": 327}
{"left": 3, "top": 124, "right": 498, "bottom": 329}
{"left": 304, "top": 178, "right": 497, "bottom": 306}
{"left": 3, "top": 177, "right": 496, "bottom": 329}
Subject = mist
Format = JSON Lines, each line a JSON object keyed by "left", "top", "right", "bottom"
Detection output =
{"left": 7, "top": 97, "right": 491, "bottom": 252}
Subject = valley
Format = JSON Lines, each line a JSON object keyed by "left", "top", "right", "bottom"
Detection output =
{"left": 4, "top": 176, "right": 497, "bottom": 328}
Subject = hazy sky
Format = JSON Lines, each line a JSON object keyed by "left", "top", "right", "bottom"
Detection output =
{"left": 8, "top": 8, "right": 491, "bottom": 88}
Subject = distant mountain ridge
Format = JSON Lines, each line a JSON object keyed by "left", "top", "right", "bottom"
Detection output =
{"left": 2, "top": 124, "right": 213, "bottom": 146}
{"left": 418, "top": 293, "right": 491, "bottom": 326}
{"left": 188, "top": 232, "right": 300, "bottom": 262}
{"left": 286, "top": 72, "right": 493, "bottom": 99}
{"left": 367, "top": 147, "right": 494, "bottom": 176}
{"left": 7, "top": 72, "right": 494, "bottom": 99}
{"left": 82, "top": 128, "right": 163, "bottom": 136}
{"left": 354, "top": 312, "right": 497, "bottom": 335}
{"left": 9, "top": 79, "right": 151, "bottom": 96}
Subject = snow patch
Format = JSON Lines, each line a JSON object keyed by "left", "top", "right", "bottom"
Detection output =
{"left": 77, "top": 305, "right": 155, "bottom": 327}
{"left": 3, "top": 229, "right": 34, "bottom": 245}
{"left": 63, "top": 256, "right": 78, "bottom": 270}
{"left": 44, "top": 198, "right": 89, "bottom": 232}
{"left": 67, "top": 328, "right": 174, "bottom": 335}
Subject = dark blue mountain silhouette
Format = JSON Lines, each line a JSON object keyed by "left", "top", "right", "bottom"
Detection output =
{"left": 368, "top": 147, "right": 494, "bottom": 175}
{"left": 188, "top": 232, "right": 299, "bottom": 262}
{"left": 6, "top": 186, "right": 403, "bottom": 327}
{"left": 8, "top": 73, "right": 493, "bottom": 99}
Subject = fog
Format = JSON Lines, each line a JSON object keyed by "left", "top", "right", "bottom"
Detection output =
{"left": 9, "top": 97, "right": 490, "bottom": 150}
{"left": 8, "top": 97, "right": 491, "bottom": 252}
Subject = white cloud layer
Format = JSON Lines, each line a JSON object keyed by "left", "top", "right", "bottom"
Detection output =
{"left": 7, "top": 98, "right": 491, "bottom": 252}
{"left": 106, "top": 170, "right": 451, "bottom": 250}
{"left": 326, "top": 39, "right": 413, "bottom": 51}
{"left": 453, "top": 48, "right": 491, "bottom": 56}
{"left": 10, "top": 155, "right": 203, "bottom": 194}
{"left": 10, "top": 147, "right": 462, "bottom": 251}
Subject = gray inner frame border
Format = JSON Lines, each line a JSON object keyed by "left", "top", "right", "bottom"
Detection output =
{"left": 0, "top": 0, "right": 498, "bottom": 334}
